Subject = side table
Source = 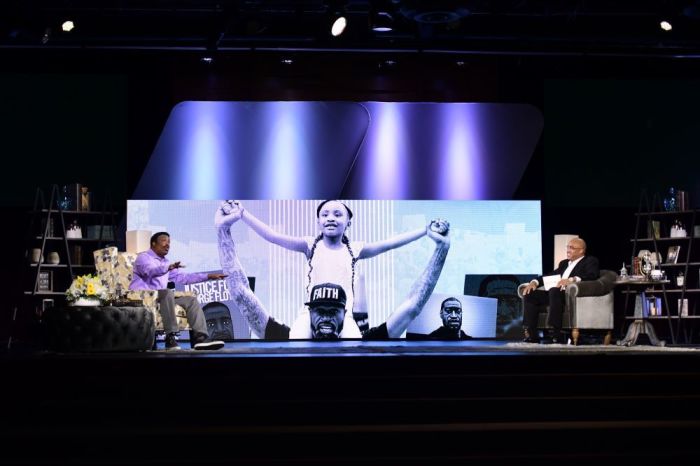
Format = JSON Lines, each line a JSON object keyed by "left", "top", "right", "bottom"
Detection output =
{"left": 44, "top": 305, "right": 155, "bottom": 352}
{"left": 615, "top": 279, "right": 670, "bottom": 347}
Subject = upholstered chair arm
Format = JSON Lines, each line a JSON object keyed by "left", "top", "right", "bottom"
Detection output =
{"left": 517, "top": 283, "right": 528, "bottom": 299}
{"left": 567, "top": 270, "right": 618, "bottom": 299}
{"left": 518, "top": 282, "right": 544, "bottom": 299}
{"left": 125, "top": 290, "right": 159, "bottom": 315}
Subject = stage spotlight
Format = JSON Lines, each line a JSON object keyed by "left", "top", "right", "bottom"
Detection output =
{"left": 201, "top": 56, "right": 214, "bottom": 64}
{"left": 281, "top": 58, "right": 294, "bottom": 65}
{"left": 660, "top": 20, "right": 673, "bottom": 31}
{"left": 372, "top": 12, "right": 394, "bottom": 32}
{"left": 331, "top": 15, "right": 347, "bottom": 36}
{"left": 61, "top": 21, "right": 74, "bottom": 32}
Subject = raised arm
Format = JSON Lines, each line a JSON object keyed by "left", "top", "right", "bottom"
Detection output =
{"left": 215, "top": 202, "right": 270, "bottom": 338}
{"left": 385, "top": 221, "right": 451, "bottom": 338}
{"left": 358, "top": 226, "right": 427, "bottom": 259}
{"left": 229, "top": 201, "right": 308, "bottom": 253}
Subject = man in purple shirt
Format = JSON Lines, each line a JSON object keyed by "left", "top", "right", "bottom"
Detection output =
{"left": 129, "top": 231, "right": 226, "bottom": 350}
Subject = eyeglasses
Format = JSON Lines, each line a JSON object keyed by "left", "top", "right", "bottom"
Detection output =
{"left": 567, "top": 246, "right": 583, "bottom": 250}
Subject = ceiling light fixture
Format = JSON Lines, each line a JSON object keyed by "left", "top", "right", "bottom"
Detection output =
{"left": 660, "top": 20, "right": 673, "bottom": 31}
{"left": 372, "top": 12, "right": 394, "bottom": 32}
{"left": 61, "top": 21, "right": 75, "bottom": 32}
{"left": 331, "top": 15, "right": 347, "bottom": 36}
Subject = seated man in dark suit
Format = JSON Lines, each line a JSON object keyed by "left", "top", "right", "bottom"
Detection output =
{"left": 429, "top": 297, "right": 472, "bottom": 340}
{"left": 521, "top": 237, "right": 599, "bottom": 344}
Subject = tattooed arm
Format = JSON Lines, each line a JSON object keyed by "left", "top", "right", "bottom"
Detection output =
{"left": 384, "top": 226, "right": 451, "bottom": 338}
{"left": 219, "top": 200, "right": 307, "bottom": 253}
{"left": 215, "top": 202, "right": 270, "bottom": 338}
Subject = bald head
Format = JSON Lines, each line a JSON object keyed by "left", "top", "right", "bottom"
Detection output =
{"left": 566, "top": 238, "right": 586, "bottom": 261}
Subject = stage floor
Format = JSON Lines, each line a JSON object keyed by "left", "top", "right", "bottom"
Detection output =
{"left": 3, "top": 338, "right": 700, "bottom": 465}
{"left": 140, "top": 338, "right": 700, "bottom": 356}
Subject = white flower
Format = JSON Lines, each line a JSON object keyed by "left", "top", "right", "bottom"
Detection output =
{"left": 66, "top": 274, "right": 108, "bottom": 303}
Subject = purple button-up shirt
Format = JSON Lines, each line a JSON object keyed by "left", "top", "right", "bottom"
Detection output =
{"left": 129, "top": 248, "right": 209, "bottom": 290}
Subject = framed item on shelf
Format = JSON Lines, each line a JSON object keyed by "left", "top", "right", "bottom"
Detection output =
{"left": 37, "top": 270, "right": 53, "bottom": 292}
{"left": 666, "top": 245, "right": 681, "bottom": 264}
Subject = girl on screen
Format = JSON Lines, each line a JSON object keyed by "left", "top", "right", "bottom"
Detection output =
{"left": 216, "top": 199, "right": 444, "bottom": 338}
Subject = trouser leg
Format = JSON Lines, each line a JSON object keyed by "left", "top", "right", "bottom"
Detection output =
{"left": 523, "top": 289, "right": 549, "bottom": 333}
{"left": 157, "top": 289, "right": 178, "bottom": 334}
{"left": 176, "top": 295, "right": 208, "bottom": 337}
{"left": 547, "top": 288, "right": 566, "bottom": 330}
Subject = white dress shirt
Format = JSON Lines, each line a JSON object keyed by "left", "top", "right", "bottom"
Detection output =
{"left": 562, "top": 256, "right": 584, "bottom": 282}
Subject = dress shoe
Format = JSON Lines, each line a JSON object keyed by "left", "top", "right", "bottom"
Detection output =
{"left": 522, "top": 335, "right": 540, "bottom": 343}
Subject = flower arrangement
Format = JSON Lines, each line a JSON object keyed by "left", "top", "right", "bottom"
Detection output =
{"left": 66, "top": 274, "right": 108, "bottom": 304}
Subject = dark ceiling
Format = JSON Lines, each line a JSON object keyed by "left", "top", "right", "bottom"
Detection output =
{"left": 4, "top": 1, "right": 700, "bottom": 58}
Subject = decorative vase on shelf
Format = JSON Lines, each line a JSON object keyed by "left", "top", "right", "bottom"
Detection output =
{"left": 663, "top": 187, "right": 677, "bottom": 212}
{"left": 641, "top": 252, "right": 653, "bottom": 279}
{"left": 70, "top": 297, "right": 102, "bottom": 307}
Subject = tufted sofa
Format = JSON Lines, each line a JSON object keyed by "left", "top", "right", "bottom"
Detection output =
{"left": 93, "top": 247, "right": 194, "bottom": 332}
{"left": 44, "top": 305, "right": 154, "bottom": 352}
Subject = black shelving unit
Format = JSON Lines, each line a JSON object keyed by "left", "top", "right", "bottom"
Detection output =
{"left": 623, "top": 190, "right": 699, "bottom": 344}
{"left": 12, "top": 185, "right": 119, "bottom": 348}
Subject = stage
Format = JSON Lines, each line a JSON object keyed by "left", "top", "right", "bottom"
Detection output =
{"left": 3, "top": 339, "right": 700, "bottom": 464}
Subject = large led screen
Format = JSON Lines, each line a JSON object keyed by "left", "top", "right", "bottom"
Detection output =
{"left": 128, "top": 200, "right": 541, "bottom": 340}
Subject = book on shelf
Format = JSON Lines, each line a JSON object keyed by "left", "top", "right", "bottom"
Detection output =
{"left": 641, "top": 292, "right": 663, "bottom": 317}
{"left": 647, "top": 220, "right": 661, "bottom": 239}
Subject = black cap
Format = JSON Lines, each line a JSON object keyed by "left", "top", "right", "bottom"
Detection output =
{"left": 304, "top": 283, "right": 347, "bottom": 308}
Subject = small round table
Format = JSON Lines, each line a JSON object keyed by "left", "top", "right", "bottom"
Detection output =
{"left": 615, "top": 279, "right": 670, "bottom": 347}
{"left": 44, "top": 305, "right": 155, "bottom": 352}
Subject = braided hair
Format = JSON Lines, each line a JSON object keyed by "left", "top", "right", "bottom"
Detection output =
{"left": 305, "top": 233, "right": 357, "bottom": 297}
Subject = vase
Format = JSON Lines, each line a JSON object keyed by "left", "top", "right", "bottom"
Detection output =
{"left": 70, "top": 297, "right": 102, "bottom": 307}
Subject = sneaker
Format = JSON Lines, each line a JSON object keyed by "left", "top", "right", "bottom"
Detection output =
{"left": 194, "top": 340, "right": 225, "bottom": 350}
{"left": 191, "top": 332, "right": 224, "bottom": 351}
{"left": 164, "top": 333, "right": 181, "bottom": 351}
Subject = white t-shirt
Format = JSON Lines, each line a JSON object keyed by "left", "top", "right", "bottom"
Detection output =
{"left": 288, "top": 237, "right": 364, "bottom": 339}
{"left": 304, "top": 236, "right": 364, "bottom": 313}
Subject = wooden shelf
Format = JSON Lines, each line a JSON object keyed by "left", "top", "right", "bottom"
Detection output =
{"left": 21, "top": 185, "right": 117, "bottom": 315}
{"left": 34, "top": 236, "right": 115, "bottom": 242}
{"left": 34, "top": 209, "right": 117, "bottom": 215}
{"left": 28, "top": 263, "right": 93, "bottom": 268}
{"left": 632, "top": 237, "right": 692, "bottom": 242}
{"left": 621, "top": 289, "right": 700, "bottom": 294}
{"left": 659, "top": 262, "right": 700, "bottom": 267}
{"left": 625, "top": 191, "right": 698, "bottom": 345}
{"left": 635, "top": 210, "right": 697, "bottom": 216}
{"left": 625, "top": 315, "right": 700, "bottom": 320}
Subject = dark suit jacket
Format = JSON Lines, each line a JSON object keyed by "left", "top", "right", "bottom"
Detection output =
{"left": 535, "top": 255, "right": 599, "bottom": 287}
